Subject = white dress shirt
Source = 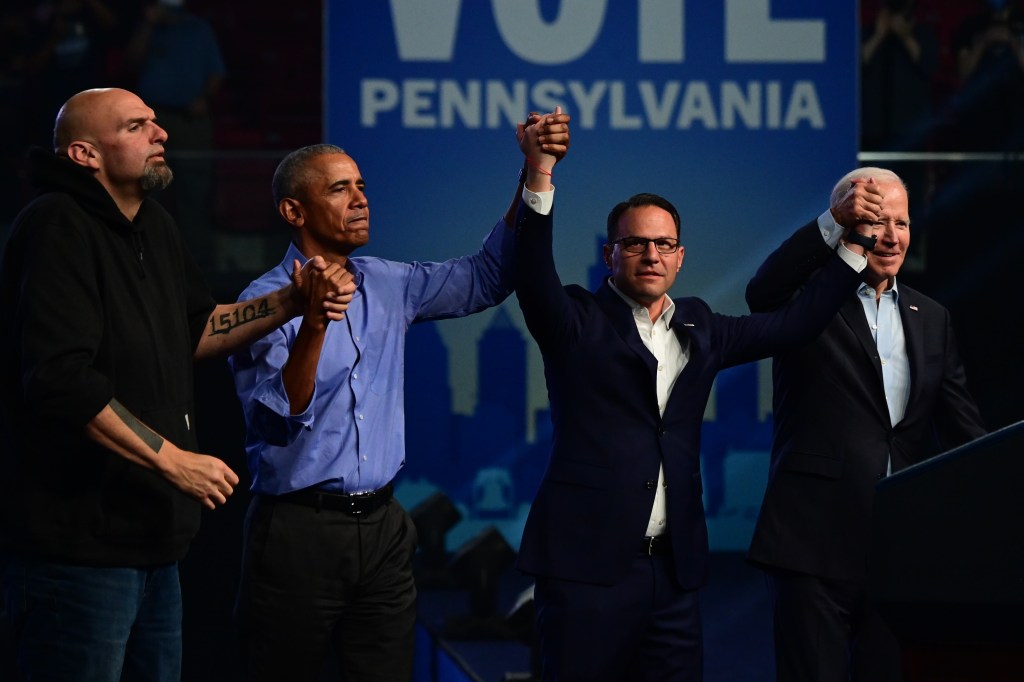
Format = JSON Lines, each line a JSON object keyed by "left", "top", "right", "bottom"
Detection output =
{"left": 608, "top": 281, "right": 687, "bottom": 537}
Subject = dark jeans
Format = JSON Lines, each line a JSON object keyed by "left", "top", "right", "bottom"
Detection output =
{"left": 236, "top": 495, "right": 418, "bottom": 682}
{"left": 2, "top": 557, "right": 182, "bottom": 681}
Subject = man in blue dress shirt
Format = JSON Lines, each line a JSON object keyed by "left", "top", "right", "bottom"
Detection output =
{"left": 228, "top": 110, "right": 569, "bottom": 681}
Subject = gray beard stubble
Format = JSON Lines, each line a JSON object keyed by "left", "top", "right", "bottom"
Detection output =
{"left": 141, "top": 163, "right": 174, "bottom": 192}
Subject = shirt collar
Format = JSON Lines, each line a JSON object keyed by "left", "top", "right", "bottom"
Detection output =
{"left": 858, "top": 278, "right": 899, "bottom": 302}
{"left": 608, "top": 277, "right": 674, "bottom": 329}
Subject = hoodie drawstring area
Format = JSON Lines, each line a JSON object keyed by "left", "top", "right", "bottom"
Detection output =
{"left": 131, "top": 231, "right": 146, "bottom": 278}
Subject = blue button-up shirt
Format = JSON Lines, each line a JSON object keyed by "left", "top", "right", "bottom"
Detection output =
{"left": 857, "top": 281, "right": 910, "bottom": 431}
{"left": 229, "top": 218, "right": 515, "bottom": 495}
{"left": 858, "top": 281, "right": 910, "bottom": 475}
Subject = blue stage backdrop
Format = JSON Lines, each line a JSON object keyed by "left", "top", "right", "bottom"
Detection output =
{"left": 324, "top": 0, "right": 857, "bottom": 551}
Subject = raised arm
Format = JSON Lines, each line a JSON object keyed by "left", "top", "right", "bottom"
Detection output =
{"left": 511, "top": 108, "right": 583, "bottom": 353}
{"left": 747, "top": 181, "right": 879, "bottom": 312}
{"left": 745, "top": 221, "right": 838, "bottom": 313}
{"left": 503, "top": 107, "right": 570, "bottom": 226}
{"left": 406, "top": 107, "right": 571, "bottom": 322}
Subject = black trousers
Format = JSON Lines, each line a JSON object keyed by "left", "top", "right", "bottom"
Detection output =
{"left": 534, "top": 552, "right": 703, "bottom": 682}
{"left": 235, "top": 495, "right": 418, "bottom": 682}
{"left": 766, "top": 568, "right": 902, "bottom": 682}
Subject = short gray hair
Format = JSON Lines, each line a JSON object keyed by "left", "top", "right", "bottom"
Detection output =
{"left": 272, "top": 144, "right": 347, "bottom": 206}
{"left": 829, "top": 167, "right": 906, "bottom": 207}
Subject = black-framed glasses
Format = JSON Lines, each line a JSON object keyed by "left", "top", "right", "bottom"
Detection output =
{"left": 610, "top": 236, "right": 680, "bottom": 254}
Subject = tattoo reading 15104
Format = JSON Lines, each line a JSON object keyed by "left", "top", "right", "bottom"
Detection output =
{"left": 208, "top": 300, "right": 273, "bottom": 335}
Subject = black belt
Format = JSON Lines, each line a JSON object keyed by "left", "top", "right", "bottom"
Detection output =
{"left": 639, "top": 535, "right": 671, "bottom": 556}
{"left": 271, "top": 482, "right": 394, "bottom": 516}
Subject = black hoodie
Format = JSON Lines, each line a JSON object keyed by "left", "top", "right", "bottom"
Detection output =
{"left": 0, "top": 149, "right": 217, "bottom": 566}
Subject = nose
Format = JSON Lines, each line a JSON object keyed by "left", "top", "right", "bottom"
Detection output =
{"left": 878, "top": 222, "right": 898, "bottom": 244}
{"left": 641, "top": 241, "right": 660, "bottom": 261}
{"left": 350, "top": 185, "right": 367, "bottom": 207}
{"left": 151, "top": 121, "right": 168, "bottom": 145}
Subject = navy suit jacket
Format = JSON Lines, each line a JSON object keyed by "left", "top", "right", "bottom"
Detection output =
{"left": 512, "top": 206, "right": 863, "bottom": 589}
{"left": 746, "top": 220, "right": 986, "bottom": 582}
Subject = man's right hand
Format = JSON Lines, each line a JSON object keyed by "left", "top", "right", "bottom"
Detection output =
{"left": 291, "top": 257, "right": 356, "bottom": 324}
{"left": 516, "top": 107, "right": 571, "bottom": 193}
{"left": 518, "top": 107, "right": 571, "bottom": 171}
{"left": 831, "top": 177, "right": 884, "bottom": 230}
{"left": 160, "top": 442, "right": 240, "bottom": 510}
{"left": 303, "top": 260, "right": 356, "bottom": 329}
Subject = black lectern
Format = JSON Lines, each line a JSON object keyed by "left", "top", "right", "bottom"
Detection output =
{"left": 869, "top": 420, "right": 1024, "bottom": 681}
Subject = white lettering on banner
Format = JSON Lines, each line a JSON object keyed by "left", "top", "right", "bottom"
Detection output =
{"left": 441, "top": 80, "right": 481, "bottom": 127}
{"left": 389, "top": 0, "right": 462, "bottom": 60}
{"left": 492, "top": 0, "right": 606, "bottom": 65}
{"left": 404, "top": 79, "right": 436, "bottom": 127}
{"left": 639, "top": 0, "right": 684, "bottom": 63}
{"left": 362, "top": 80, "right": 400, "bottom": 126}
{"left": 725, "top": 0, "right": 825, "bottom": 63}
{"left": 388, "top": 0, "right": 824, "bottom": 64}
{"left": 360, "top": 78, "right": 825, "bottom": 130}
{"left": 487, "top": 80, "right": 526, "bottom": 128}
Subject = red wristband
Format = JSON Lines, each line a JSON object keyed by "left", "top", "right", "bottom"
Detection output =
{"left": 524, "top": 156, "right": 553, "bottom": 176}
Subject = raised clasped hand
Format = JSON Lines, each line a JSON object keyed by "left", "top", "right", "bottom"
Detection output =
{"left": 518, "top": 106, "right": 571, "bottom": 167}
{"left": 835, "top": 177, "right": 884, "bottom": 230}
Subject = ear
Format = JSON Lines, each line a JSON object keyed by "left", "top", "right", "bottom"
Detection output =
{"left": 278, "top": 198, "right": 304, "bottom": 228}
{"left": 602, "top": 243, "right": 613, "bottom": 269}
{"left": 66, "top": 141, "right": 99, "bottom": 169}
{"left": 674, "top": 246, "right": 684, "bottom": 272}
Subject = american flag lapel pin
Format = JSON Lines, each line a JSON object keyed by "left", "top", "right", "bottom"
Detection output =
{"left": 909, "top": 305, "right": 919, "bottom": 311}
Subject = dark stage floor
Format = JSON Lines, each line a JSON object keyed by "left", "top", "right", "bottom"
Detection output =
{"left": 415, "top": 551, "right": 775, "bottom": 682}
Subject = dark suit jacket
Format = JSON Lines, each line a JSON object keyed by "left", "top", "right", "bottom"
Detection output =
{"left": 512, "top": 206, "right": 863, "bottom": 590}
{"left": 746, "top": 220, "right": 986, "bottom": 583}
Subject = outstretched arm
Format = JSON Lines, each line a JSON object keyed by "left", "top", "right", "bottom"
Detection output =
{"left": 194, "top": 257, "right": 350, "bottom": 360}
{"left": 401, "top": 106, "right": 572, "bottom": 322}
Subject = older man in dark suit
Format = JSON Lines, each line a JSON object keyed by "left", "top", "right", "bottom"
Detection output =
{"left": 746, "top": 167, "right": 987, "bottom": 682}
{"left": 512, "top": 175, "right": 870, "bottom": 679}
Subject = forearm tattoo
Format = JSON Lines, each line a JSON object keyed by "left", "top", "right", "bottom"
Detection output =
{"left": 207, "top": 299, "right": 275, "bottom": 336}
{"left": 110, "top": 399, "right": 164, "bottom": 454}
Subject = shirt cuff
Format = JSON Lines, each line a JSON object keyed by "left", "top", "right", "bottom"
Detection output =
{"left": 837, "top": 242, "right": 867, "bottom": 272}
{"left": 817, "top": 208, "right": 844, "bottom": 249}
{"left": 522, "top": 186, "right": 554, "bottom": 215}
{"left": 254, "top": 375, "right": 315, "bottom": 427}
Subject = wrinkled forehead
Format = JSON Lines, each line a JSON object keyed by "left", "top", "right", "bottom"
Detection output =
{"left": 304, "top": 153, "right": 361, "bottom": 187}
{"left": 108, "top": 97, "right": 155, "bottom": 131}
{"left": 315, "top": 153, "right": 360, "bottom": 176}
{"left": 877, "top": 182, "right": 910, "bottom": 217}
{"left": 81, "top": 91, "right": 155, "bottom": 136}
{"left": 617, "top": 205, "right": 677, "bottom": 238}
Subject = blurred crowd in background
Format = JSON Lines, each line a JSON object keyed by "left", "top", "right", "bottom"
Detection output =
{"left": 0, "top": 0, "right": 1022, "bottom": 268}
{"left": 861, "top": 0, "right": 1024, "bottom": 152}
{"left": 0, "top": 0, "right": 320, "bottom": 266}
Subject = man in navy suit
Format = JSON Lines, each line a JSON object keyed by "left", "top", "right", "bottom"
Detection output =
{"left": 511, "top": 159, "right": 870, "bottom": 679}
{"left": 746, "top": 167, "right": 987, "bottom": 682}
